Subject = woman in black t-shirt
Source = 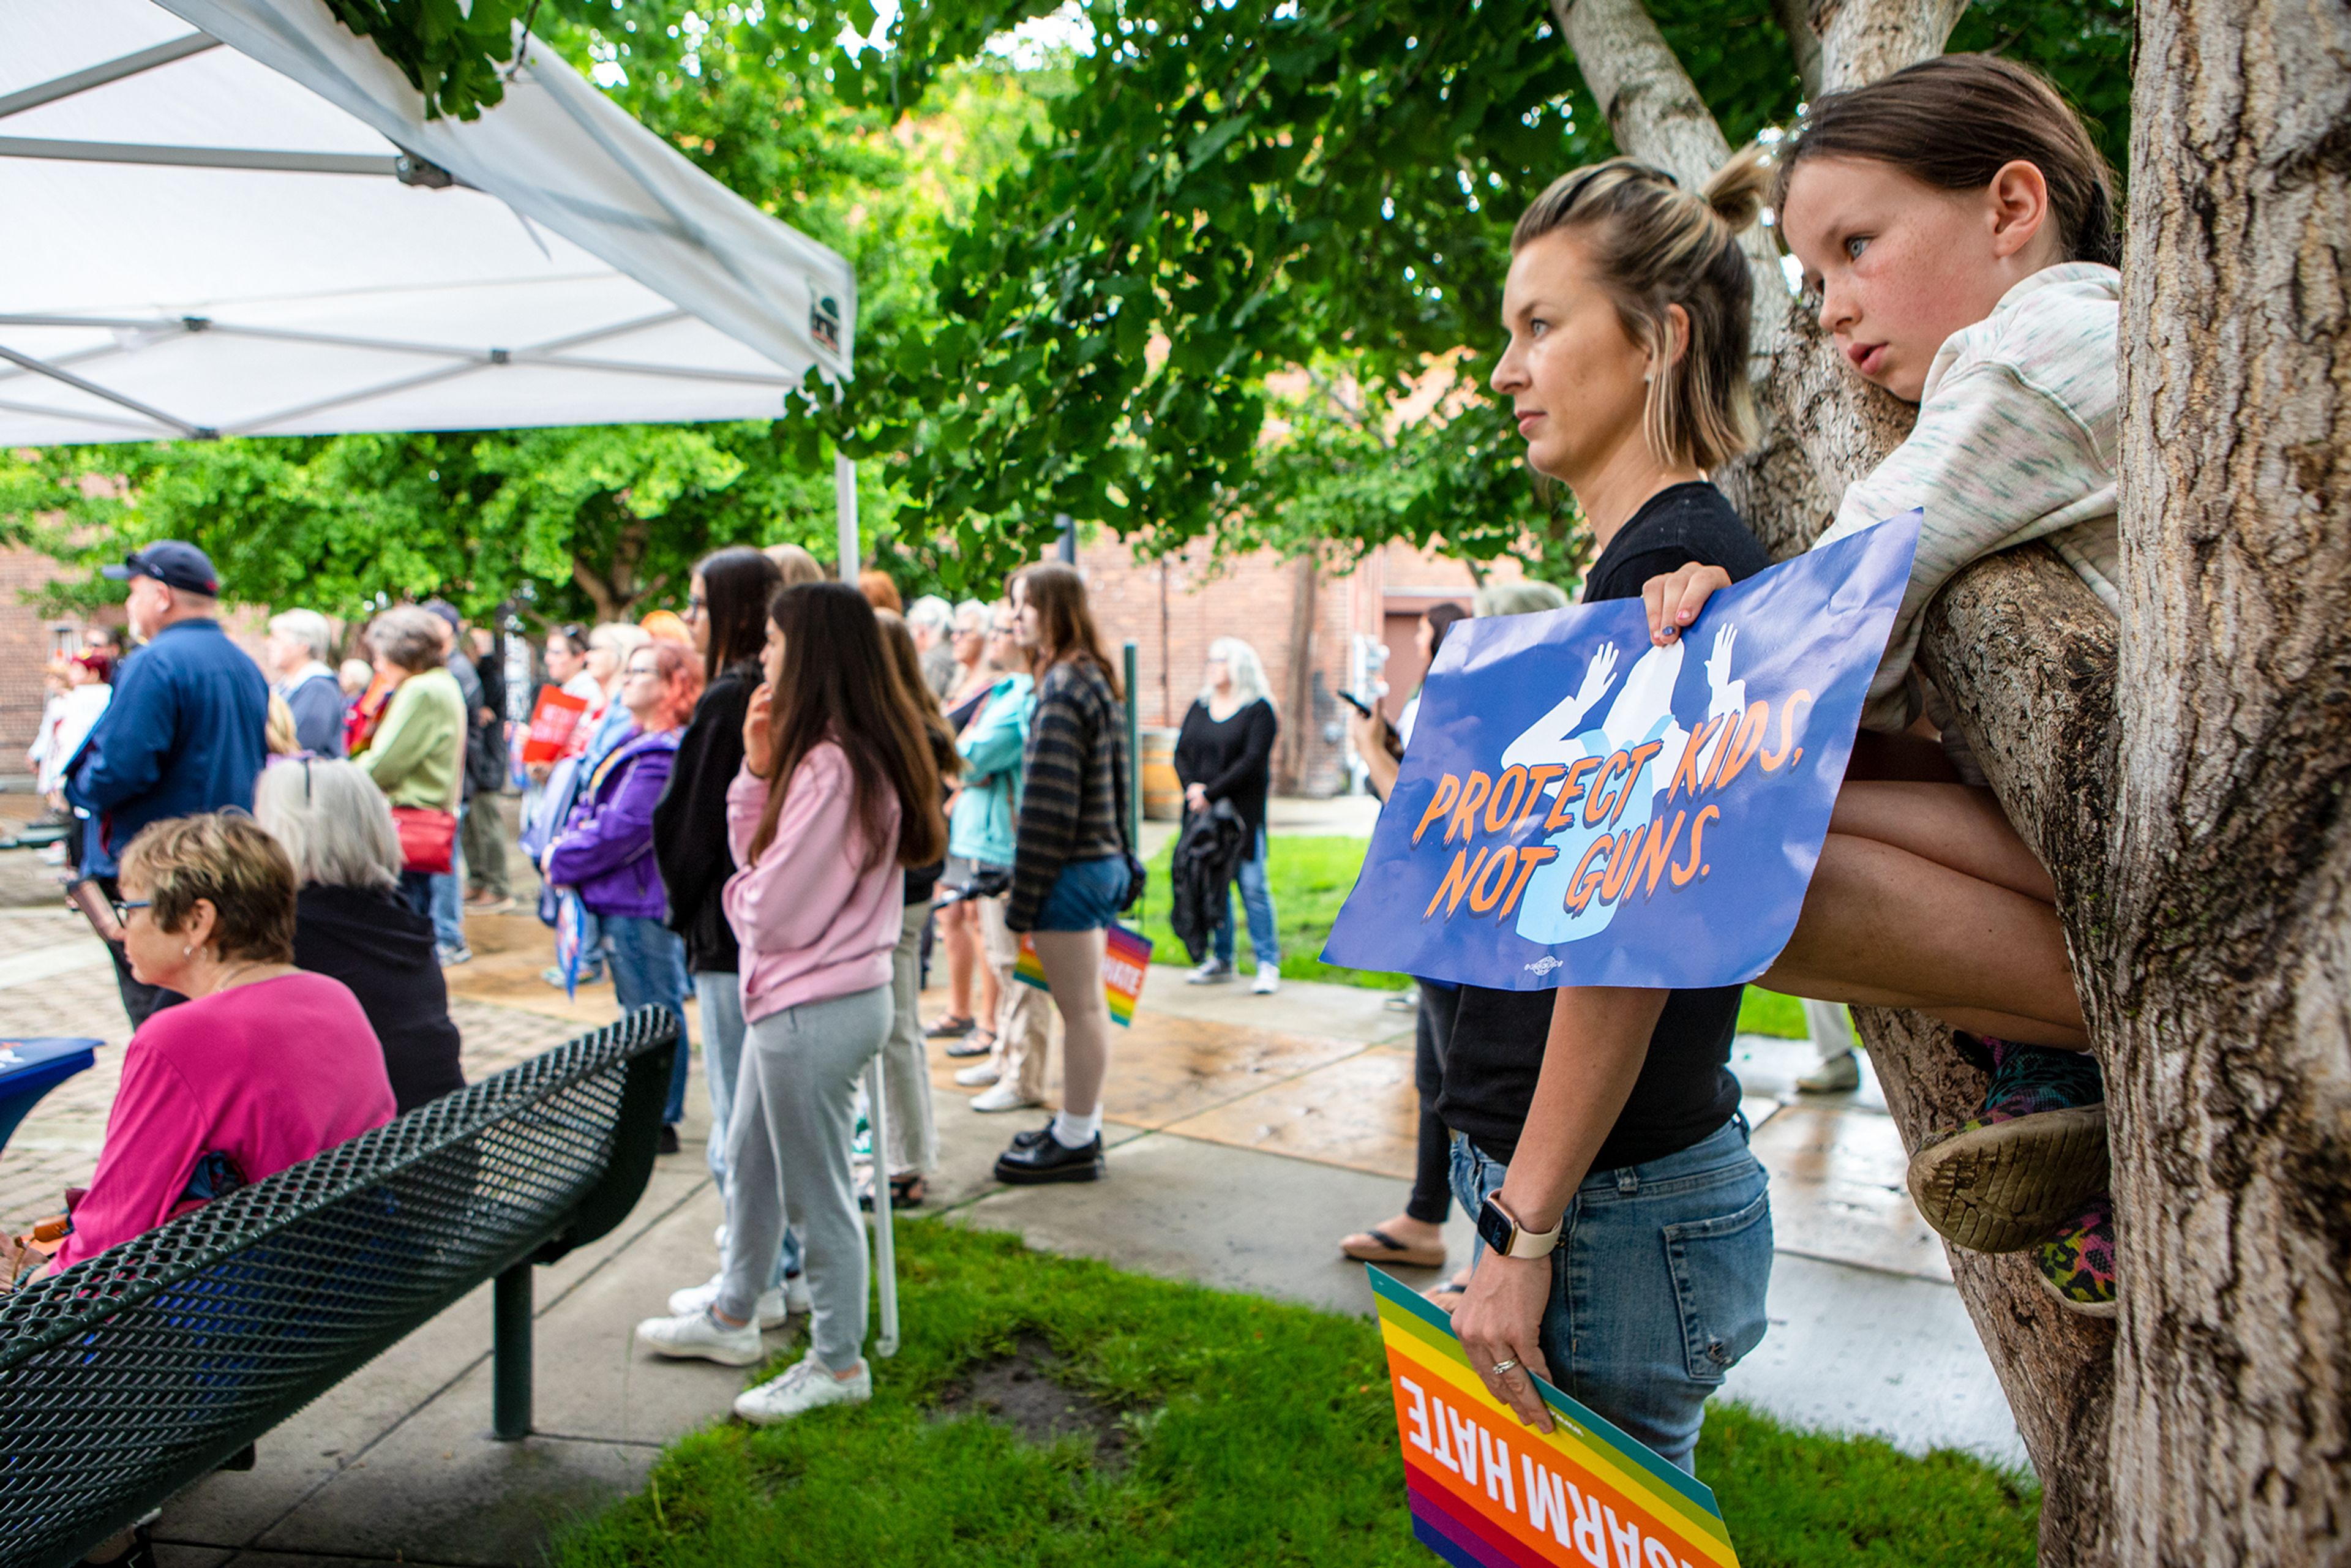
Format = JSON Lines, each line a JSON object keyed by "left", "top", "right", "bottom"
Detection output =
{"left": 1439, "top": 151, "right": 1782, "bottom": 1475}
{"left": 1172, "top": 637, "right": 1282, "bottom": 992}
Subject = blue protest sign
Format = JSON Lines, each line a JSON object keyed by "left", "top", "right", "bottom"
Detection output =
{"left": 1324, "top": 512, "right": 1921, "bottom": 991}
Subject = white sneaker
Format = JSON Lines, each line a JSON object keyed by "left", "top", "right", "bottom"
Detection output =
{"left": 1796, "top": 1052, "right": 1863, "bottom": 1093}
{"left": 732, "top": 1355, "right": 871, "bottom": 1427}
{"left": 970, "top": 1079, "right": 1040, "bottom": 1113}
{"left": 666, "top": 1273, "right": 789, "bottom": 1328}
{"left": 1252, "top": 962, "right": 1281, "bottom": 996}
{"left": 635, "top": 1308, "right": 764, "bottom": 1366}
{"left": 782, "top": 1272, "right": 812, "bottom": 1315}
{"left": 1187, "top": 957, "right": 1234, "bottom": 985}
{"left": 954, "top": 1061, "right": 1002, "bottom": 1087}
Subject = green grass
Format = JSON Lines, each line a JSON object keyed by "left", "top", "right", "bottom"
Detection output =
{"left": 1134, "top": 833, "right": 1817, "bottom": 1038}
{"left": 552, "top": 1223, "right": 2035, "bottom": 1568}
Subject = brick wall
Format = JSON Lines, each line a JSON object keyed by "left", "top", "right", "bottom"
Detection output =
{"left": 0, "top": 548, "right": 90, "bottom": 777}
{"left": 1068, "top": 535, "right": 1532, "bottom": 798}
{"left": 0, "top": 547, "right": 265, "bottom": 779}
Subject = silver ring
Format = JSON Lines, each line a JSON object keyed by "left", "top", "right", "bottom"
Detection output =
{"left": 1488, "top": 1358, "right": 1520, "bottom": 1376}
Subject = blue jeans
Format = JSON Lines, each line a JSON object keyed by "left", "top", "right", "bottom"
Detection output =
{"left": 1211, "top": 828, "right": 1280, "bottom": 966}
{"left": 1449, "top": 1117, "right": 1771, "bottom": 1473}
{"left": 604, "top": 915, "right": 692, "bottom": 1125}
{"left": 697, "top": 969, "right": 797, "bottom": 1285}
{"left": 427, "top": 802, "right": 467, "bottom": 952}
{"left": 1034, "top": 854, "right": 1131, "bottom": 932}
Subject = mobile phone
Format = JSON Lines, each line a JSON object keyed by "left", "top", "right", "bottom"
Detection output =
{"left": 1336, "top": 689, "right": 1376, "bottom": 718}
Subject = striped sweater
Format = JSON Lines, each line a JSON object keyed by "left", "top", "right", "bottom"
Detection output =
{"left": 1007, "top": 656, "right": 1127, "bottom": 932}
{"left": 1815, "top": 261, "right": 2122, "bottom": 732}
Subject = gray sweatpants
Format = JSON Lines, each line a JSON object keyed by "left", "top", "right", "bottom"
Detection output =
{"left": 881, "top": 899, "right": 939, "bottom": 1176}
{"left": 715, "top": 983, "right": 893, "bottom": 1371}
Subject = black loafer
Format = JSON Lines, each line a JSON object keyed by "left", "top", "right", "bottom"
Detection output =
{"left": 994, "top": 1131, "right": 1103, "bottom": 1184}
{"left": 1007, "top": 1120, "right": 1058, "bottom": 1152}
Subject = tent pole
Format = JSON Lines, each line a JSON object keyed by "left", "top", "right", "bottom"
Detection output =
{"left": 835, "top": 451, "right": 858, "bottom": 583}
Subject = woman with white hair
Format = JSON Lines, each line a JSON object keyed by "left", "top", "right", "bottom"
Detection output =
{"left": 265, "top": 609, "right": 347, "bottom": 757}
{"left": 1173, "top": 637, "right": 1283, "bottom": 994}
{"left": 254, "top": 758, "right": 465, "bottom": 1112}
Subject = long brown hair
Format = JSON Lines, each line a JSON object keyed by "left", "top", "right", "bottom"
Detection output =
{"left": 1511, "top": 148, "right": 1770, "bottom": 472}
{"left": 745, "top": 583, "right": 947, "bottom": 870}
{"left": 875, "top": 609, "right": 964, "bottom": 787}
{"left": 1013, "top": 563, "right": 1122, "bottom": 699}
{"left": 1772, "top": 54, "right": 2120, "bottom": 268}
{"left": 696, "top": 546, "right": 782, "bottom": 684}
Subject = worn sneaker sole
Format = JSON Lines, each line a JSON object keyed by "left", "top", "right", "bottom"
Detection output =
{"left": 2033, "top": 1264, "right": 2120, "bottom": 1319}
{"left": 992, "top": 1155, "right": 1104, "bottom": 1185}
{"left": 1907, "top": 1104, "right": 2109, "bottom": 1253}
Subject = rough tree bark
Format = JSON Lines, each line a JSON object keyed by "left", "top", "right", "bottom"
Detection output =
{"left": 1551, "top": 1, "right": 2146, "bottom": 1559}
{"left": 2105, "top": 0, "right": 2351, "bottom": 1556}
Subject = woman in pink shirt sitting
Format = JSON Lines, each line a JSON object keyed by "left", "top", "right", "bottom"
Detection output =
{"left": 48, "top": 812, "right": 397, "bottom": 1276}
{"left": 637, "top": 582, "right": 947, "bottom": 1427}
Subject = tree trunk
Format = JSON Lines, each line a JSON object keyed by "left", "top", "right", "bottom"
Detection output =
{"left": 1551, "top": 2, "right": 2148, "bottom": 1559}
{"left": 2102, "top": 0, "right": 2351, "bottom": 1556}
{"left": 1276, "top": 553, "right": 1318, "bottom": 792}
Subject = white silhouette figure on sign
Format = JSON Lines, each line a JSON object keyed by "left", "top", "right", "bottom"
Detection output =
{"left": 1505, "top": 625, "right": 1746, "bottom": 945}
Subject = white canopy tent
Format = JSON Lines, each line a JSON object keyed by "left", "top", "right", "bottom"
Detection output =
{"left": 0, "top": 0, "right": 865, "bottom": 574}
{"left": 0, "top": 0, "right": 896, "bottom": 1351}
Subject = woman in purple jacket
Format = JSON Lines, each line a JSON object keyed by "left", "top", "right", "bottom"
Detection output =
{"left": 544, "top": 640, "right": 706, "bottom": 1150}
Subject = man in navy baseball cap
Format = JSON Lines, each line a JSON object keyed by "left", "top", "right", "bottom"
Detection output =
{"left": 102, "top": 540, "right": 221, "bottom": 599}
{"left": 68, "top": 537, "right": 266, "bottom": 1025}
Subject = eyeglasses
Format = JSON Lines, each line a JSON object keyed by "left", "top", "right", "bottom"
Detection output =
{"left": 686, "top": 596, "right": 708, "bottom": 615}
{"left": 110, "top": 898, "right": 151, "bottom": 925}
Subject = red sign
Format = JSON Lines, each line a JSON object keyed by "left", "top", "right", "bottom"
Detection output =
{"left": 522, "top": 685, "right": 591, "bottom": 763}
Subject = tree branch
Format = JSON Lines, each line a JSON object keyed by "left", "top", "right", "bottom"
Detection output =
{"left": 1772, "top": 0, "right": 1824, "bottom": 100}
{"left": 1805, "top": 0, "right": 1970, "bottom": 91}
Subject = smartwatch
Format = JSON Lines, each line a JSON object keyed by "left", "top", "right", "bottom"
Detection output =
{"left": 1475, "top": 1193, "right": 1562, "bottom": 1260}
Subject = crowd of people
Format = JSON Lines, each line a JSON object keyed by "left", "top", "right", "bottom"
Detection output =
{"left": 9, "top": 50, "right": 2121, "bottom": 1478}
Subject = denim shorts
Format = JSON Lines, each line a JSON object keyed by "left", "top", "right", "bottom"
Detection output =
{"left": 1450, "top": 1116, "right": 1771, "bottom": 1474}
{"left": 1033, "top": 854, "right": 1132, "bottom": 931}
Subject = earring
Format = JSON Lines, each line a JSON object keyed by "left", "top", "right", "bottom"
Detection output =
{"left": 183, "top": 946, "right": 193, "bottom": 957}
{"left": 1643, "top": 372, "right": 1654, "bottom": 383}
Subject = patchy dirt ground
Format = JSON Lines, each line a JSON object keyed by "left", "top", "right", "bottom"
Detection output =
{"left": 931, "top": 1332, "right": 1130, "bottom": 1470}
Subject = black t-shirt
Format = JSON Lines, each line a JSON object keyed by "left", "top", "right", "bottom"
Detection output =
{"left": 1436, "top": 481, "right": 1772, "bottom": 1170}
{"left": 293, "top": 882, "right": 465, "bottom": 1116}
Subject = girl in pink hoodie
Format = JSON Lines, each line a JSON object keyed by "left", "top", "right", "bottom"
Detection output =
{"left": 636, "top": 582, "right": 947, "bottom": 1427}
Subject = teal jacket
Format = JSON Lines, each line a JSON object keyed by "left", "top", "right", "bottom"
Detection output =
{"left": 950, "top": 673, "right": 1035, "bottom": 869}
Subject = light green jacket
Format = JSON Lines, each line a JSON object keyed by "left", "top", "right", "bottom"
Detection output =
{"left": 359, "top": 666, "right": 466, "bottom": 811}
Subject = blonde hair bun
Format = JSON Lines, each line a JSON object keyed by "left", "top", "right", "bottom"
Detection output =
{"left": 1700, "top": 144, "right": 1772, "bottom": 235}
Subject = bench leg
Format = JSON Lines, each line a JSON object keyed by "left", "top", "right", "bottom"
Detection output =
{"left": 492, "top": 1264, "right": 532, "bottom": 1441}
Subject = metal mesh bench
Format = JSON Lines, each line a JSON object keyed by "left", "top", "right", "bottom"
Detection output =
{"left": 0, "top": 1007, "right": 679, "bottom": 1568}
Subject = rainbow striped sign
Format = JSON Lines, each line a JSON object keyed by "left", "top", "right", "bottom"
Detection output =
{"left": 1014, "top": 925, "right": 1153, "bottom": 1027}
{"left": 1370, "top": 1268, "right": 1740, "bottom": 1568}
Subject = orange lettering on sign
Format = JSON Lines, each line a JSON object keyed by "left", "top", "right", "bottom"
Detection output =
{"left": 1666, "top": 716, "right": 1720, "bottom": 803}
{"left": 1426, "top": 846, "right": 1492, "bottom": 920}
{"left": 1564, "top": 836, "right": 1613, "bottom": 914}
{"left": 1598, "top": 826, "right": 1643, "bottom": 903}
{"left": 1712, "top": 701, "right": 1770, "bottom": 791}
{"left": 1521, "top": 764, "right": 1567, "bottom": 828}
{"left": 1547, "top": 757, "right": 1601, "bottom": 831}
{"left": 1582, "top": 751, "right": 1632, "bottom": 828}
{"left": 1467, "top": 846, "right": 1520, "bottom": 913}
{"left": 1671, "top": 805, "right": 1719, "bottom": 886}
{"left": 1413, "top": 774, "right": 1461, "bottom": 846}
{"left": 1608, "top": 741, "right": 1666, "bottom": 827}
{"left": 1447, "top": 772, "right": 1493, "bottom": 845}
{"left": 1497, "top": 846, "right": 1559, "bottom": 918}
{"left": 1628, "top": 811, "right": 1686, "bottom": 899}
{"left": 1483, "top": 766, "right": 1532, "bottom": 835}
{"left": 1761, "top": 689, "right": 1813, "bottom": 771}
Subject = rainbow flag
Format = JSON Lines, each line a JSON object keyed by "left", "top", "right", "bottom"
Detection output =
{"left": 1013, "top": 925, "right": 1153, "bottom": 1027}
{"left": 1370, "top": 1267, "right": 1741, "bottom": 1568}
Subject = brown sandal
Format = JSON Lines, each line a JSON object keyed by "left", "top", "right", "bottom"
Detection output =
{"left": 1340, "top": 1226, "right": 1447, "bottom": 1270}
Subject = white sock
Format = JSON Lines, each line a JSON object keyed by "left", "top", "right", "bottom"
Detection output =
{"left": 1051, "top": 1109, "right": 1102, "bottom": 1148}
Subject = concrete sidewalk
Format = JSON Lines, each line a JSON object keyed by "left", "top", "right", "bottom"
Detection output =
{"left": 0, "top": 813, "right": 2026, "bottom": 1568}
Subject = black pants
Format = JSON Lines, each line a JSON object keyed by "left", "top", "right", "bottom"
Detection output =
{"left": 94, "top": 875, "right": 184, "bottom": 1030}
{"left": 1406, "top": 982, "right": 1463, "bottom": 1226}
